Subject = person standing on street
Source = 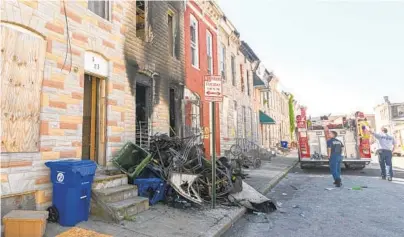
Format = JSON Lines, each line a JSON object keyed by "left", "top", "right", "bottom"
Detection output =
{"left": 370, "top": 127, "right": 396, "bottom": 181}
{"left": 327, "top": 131, "right": 344, "bottom": 187}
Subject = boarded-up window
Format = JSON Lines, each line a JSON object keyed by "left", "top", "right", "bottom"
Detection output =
{"left": 1, "top": 24, "right": 46, "bottom": 152}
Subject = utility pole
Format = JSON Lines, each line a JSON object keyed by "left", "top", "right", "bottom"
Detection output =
{"left": 211, "top": 102, "right": 216, "bottom": 209}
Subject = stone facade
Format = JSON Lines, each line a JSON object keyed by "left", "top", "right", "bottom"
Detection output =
{"left": 0, "top": 0, "right": 184, "bottom": 211}
{"left": 217, "top": 17, "right": 255, "bottom": 154}
{"left": 267, "top": 78, "right": 290, "bottom": 146}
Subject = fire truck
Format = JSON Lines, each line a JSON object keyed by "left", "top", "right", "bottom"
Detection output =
{"left": 296, "top": 109, "right": 372, "bottom": 169}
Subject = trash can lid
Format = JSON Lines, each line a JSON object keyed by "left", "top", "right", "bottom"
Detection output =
{"left": 45, "top": 160, "right": 97, "bottom": 176}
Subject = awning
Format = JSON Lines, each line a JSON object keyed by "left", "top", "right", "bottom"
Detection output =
{"left": 259, "top": 110, "right": 275, "bottom": 124}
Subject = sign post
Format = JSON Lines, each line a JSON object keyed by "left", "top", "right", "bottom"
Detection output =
{"left": 204, "top": 75, "right": 223, "bottom": 209}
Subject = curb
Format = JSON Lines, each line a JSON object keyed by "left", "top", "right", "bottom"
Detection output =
{"left": 208, "top": 159, "right": 299, "bottom": 237}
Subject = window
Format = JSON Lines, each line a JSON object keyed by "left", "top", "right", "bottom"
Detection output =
{"left": 223, "top": 97, "right": 229, "bottom": 137}
{"left": 233, "top": 101, "right": 238, "bottom": 137}
{"left": 190, "top": 14, "right": 199, "bottom": 68}
{"left": 267, "top": 91, "right": 270, "bottom": 108}
{"left": 88, "top": 0, "right": 110, "bottom": 20}
{"left": 231, "top": 54, "right": 236, "bottom": 86}
{"left": 168, "top": 9, "right": 179, "bottom": 58}
{"left": 136, "top": 0, "right": 146, "bottom": 41}
{"left": 168, "top": 12, "right": 174, "bottom": 56}
{"left": 206, "top": 31, "right": 213, "bottom": 75}
{"left": 220, "top": 44, "right": 226, "bottom": 80}
{"left": 249, "top": 108, "right": 255, "bottom": 138}
{"left": 242, "top": 106, "right": 246, "bottom": 138}
{"left": 240, "top": 64, "right": 244, "bottom": 92}
{"left": 246, "top": 70, "right": 251, "bottom": 96}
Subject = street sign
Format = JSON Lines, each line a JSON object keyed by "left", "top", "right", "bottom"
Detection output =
{"left": 204, "top": 75, "right": 223, "bottom": 102}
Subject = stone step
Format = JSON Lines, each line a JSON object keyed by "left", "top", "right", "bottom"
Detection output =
{"left": 108, "top": 197, "right": 149, "bottom": 221}
{"left": 92, "top": 174, "right": 128, "bottom": 190}
{"left": 93, "top": 184, "right": 138, "bottom": 203}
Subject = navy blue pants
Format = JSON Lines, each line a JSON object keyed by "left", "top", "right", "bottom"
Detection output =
{"left": 329, "top": 154, "right": 342, "bottom": 181}
{"left": 378, "top": 149, "right": 393, "bottom": 178}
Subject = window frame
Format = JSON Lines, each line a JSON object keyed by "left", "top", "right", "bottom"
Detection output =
{"left": 135, "top": 0, "right": 147, "bottom": 41}
{"left": 231, "top": 54, "right": 236, "bottom": 86}
{"left": 206, "top": 30, "right": 213, "bottom": 75}
{"left": 246, "top": 70, "right": 250, "bottom": 96}
{"left": 88, "top": 0, "right": 111, "bottom": 21}
{"left": 190, "top": 14, "right": 199, "bottom": 68}
{"left": 219, "top": 43, "right": 226, "bottom": 81}
{"left": 167, "top": 9, "right": 176, "bottom": 57}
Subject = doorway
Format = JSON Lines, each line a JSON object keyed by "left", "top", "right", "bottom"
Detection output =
{"left": 82, "top": 74, "right": 106, "bottom": 164}
{"left": 136, "top": 83, "right": 150, "bottom": 147}
{"left": 169, "top": 88, "right": 177, "bottom": 137}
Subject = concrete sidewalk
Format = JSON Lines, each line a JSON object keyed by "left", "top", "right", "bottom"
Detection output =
{"left": 45, "top": 154, "right": 298, "bottom": 237}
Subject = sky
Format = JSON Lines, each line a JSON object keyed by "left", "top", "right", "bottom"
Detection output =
{"left": 217, "top": 0, "right": 404, "bottom": 116}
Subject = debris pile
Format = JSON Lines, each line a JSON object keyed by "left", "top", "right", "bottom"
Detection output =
{"left": 112, "top": 134, "right": 276, "bottom": 213}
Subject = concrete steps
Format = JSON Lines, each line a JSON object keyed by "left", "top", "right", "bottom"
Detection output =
{"left": 108, "top": 197, "right": 149, "bottom": 220}
{"left": 91, "top": 173, "right": 149, "bottom": 222}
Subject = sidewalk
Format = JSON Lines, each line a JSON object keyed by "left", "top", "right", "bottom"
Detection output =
{"left": 45, "top": 154, "right": 299, "bottom": 237}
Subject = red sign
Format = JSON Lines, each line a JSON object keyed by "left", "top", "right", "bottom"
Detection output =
{"left": 204, "top": 75, "right": 223, "bottom": 102}
{"left": 297, "top": 121, "right": 306, "bottom": 129}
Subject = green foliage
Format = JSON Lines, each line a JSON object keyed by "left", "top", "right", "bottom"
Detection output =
{"left": 288, "top": 94, "right": 296, "bottom": 141}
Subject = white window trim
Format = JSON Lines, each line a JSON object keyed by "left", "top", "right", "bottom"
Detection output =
{"left": 168, "top": 9, "right": 177, "bottom": 58}
{"left": 220, "top": 44, "right": 226, "bottom": 80}
{"left": 190, "top": 14, "right": 199, "bottom": 69}
{"left": 88, "top": 0, "right": 111, "bottom": 21}
{"left": 206, "top": 30, "right": 213, "bottom": 75}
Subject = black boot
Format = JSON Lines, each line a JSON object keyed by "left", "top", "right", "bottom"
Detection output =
{"left": 335, "top": 179, "right": 342, "bottom": 187}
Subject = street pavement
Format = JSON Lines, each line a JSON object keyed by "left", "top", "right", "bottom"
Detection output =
{"left": 224, "top": 157, "right": 404, "bottom": 237}
{"left": 45, "top": 155, "right": 298, "bottom": 237}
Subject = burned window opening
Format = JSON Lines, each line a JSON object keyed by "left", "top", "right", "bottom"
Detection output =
{"left": 136, "top": 0, "right": 146, "bottom": 41}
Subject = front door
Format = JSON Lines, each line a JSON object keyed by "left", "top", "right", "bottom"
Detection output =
{"left": 82, "top": 74, "right": 106, "bottom": 164}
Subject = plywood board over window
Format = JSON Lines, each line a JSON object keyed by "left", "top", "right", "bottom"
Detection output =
{"left": 1, "top": 24, "right": 46, "bottom": 152}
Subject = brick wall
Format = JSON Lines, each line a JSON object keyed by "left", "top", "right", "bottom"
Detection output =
{"left": 184, "top": 1, "right": 220, "bottom": 158}
{"left": 218, "top": 27, "right": 255, "bottom": 154}
{"left": 0, "top": 0, "right": 185, "bottom": 211}
{"left": 122, "top": 1, "right": 185, "bottom": 137}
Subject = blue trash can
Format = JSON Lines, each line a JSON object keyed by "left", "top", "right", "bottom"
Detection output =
{"left": 281, "top": 141, "right": 288, "bottom": 148}
{"left": 134, "top": 178, "right": 166, "bottom": 205}
{"left": 45, "top": 160, "right": 97, "bottom": 227}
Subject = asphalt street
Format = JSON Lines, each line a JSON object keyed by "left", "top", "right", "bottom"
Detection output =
{"left": 224, "top": 157, "right": 404, "bottom": 237}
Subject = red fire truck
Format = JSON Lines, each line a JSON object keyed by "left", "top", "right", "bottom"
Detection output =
{"left": 296, "top": 109, "right": 372, "bottom": 169}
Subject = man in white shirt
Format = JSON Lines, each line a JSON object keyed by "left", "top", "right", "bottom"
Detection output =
{"left": 370, "top": 127, "right": 396, "bottom": 181}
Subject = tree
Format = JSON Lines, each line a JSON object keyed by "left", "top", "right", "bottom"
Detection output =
{"left": 288, "top": 94, "right": 296, "bottom": 141}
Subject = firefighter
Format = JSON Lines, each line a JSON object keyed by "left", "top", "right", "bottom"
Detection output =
{"left": 327, "top": 131, "right": 344, "bottom": 187}
{"left": 370, "top": 127, "right": 396, "bottom": 181}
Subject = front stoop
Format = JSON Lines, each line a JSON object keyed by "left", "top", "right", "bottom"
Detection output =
{"left": 91, "top": 174, "right": 149, "bottom": 222}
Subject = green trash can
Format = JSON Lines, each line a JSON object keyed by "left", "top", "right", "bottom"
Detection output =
{"left": 111, "top": 142, "right": 152, "bottom": 182}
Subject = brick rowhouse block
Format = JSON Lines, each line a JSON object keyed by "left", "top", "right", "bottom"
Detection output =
{"left": 60, "top": 150, "right": 77, "bottom": 158}
{"left": 59, "top": 123, "right": 77, "bottom": 130}
{"left": 98, "top": 20, "right": 112, "bottom": 32}
{"left": 60, "top": 7, "right": 82, "bottom": 23}
{"left": 45, "top": 22, "right": 64, "bottom": 34}
{"left": 42, "top": 80, "right": 65, "bottom": 89}
{"left": 102, "top": 39, "right": 115, "bottom": 49}
{"left": 72, "top": 32, "right": 88, "bottom": 43}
